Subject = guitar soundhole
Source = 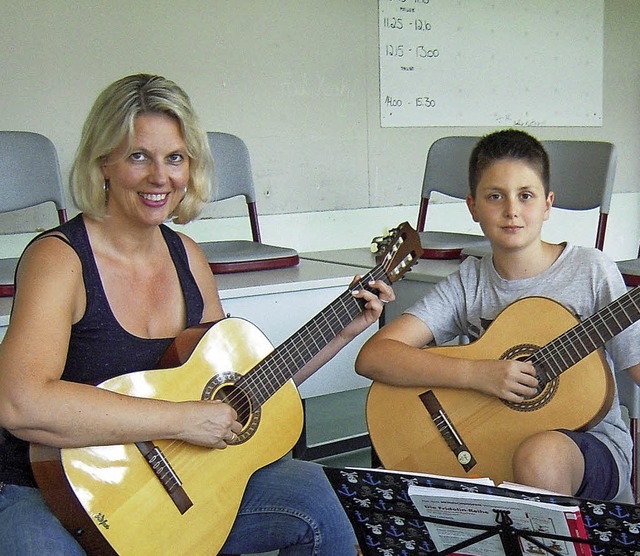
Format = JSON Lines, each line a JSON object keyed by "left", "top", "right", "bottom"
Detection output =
{"left": 500, "top": 344, "right": 559, "bottom": 412}
{"left": 202, "top": 372, "right": 260, "bottom": 444}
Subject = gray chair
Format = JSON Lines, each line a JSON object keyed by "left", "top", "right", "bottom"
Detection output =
{"left": 0, "top": 131, "right": 68, "bottom": 296}
{"left": 199, "top": 132, "right": 298, "bottom": 274}
{"left": 617, "top": 245, "right": 640, "bottom": 287}
{"left": 543, "top": 139, "right": 616, "bottom": 251}
{"left": 617, "top": 368, "right": 640, "bottom": 502}
{"left": 417, "top": 136, "right": 490, "bottom": 259}
{"left": 208, "top": 131, "right": 262, "bottom": 243}
{"left": 616, "top": 245, "right": 640, "bottom": 502}
{"left": 419, "top": 136, "right": 617, "bottom": 259}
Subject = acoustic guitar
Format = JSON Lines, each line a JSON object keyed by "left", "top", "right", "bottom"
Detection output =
{"left": 367, "top": 287, "right": 640, "bottom": 485}
{"left": 29, "top": 222, "right": 422, "bottom": 556}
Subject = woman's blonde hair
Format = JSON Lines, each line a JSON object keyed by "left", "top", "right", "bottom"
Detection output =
{"left": 70, "top": 74, "right": 212, "bottom": 224}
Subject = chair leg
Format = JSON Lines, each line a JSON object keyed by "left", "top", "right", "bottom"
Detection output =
{"left": 631, "top": 418, "right": 638, "bottom": 503}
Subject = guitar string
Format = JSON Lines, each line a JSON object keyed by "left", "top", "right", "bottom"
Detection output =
{"left": 245, "top": 274, "right": 378, "bottom": 388}
{"left": 234, "top": 266, "right": 389, "bottom": 406}
{"left": 527, "top": 288, "right": 640, "bottom": 383}
{"left": 533, "top": 289, "right": 639, "bottom": 379}
{"left": 236, "top": 261, "right": 395, "bottom": 399}
{"left": 158, "top": 269, "right": 385, "bottom": 468}
{"left": 530, "top": 291, "right": 639, "bottom": 382}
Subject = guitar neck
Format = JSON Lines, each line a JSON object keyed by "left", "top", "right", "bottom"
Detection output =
{"left": 533, "top": 287, "right": 640, "bottom": 383}
{"left": 237, "top": 266, "right": 389, "bottom": 407}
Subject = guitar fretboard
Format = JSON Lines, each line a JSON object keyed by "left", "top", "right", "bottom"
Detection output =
{"left": 237, "top": 266, "right": 388, "bottom": 407}
{"left": 217, "top": 222, "right": 422, "bottom": 412}
{"left": 532, "top": 287, "right": 640, "bottom": 383}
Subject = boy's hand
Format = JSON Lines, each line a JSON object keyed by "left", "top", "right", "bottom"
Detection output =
{"left": 472, "top": 359, "right": 539, "bottom": 402}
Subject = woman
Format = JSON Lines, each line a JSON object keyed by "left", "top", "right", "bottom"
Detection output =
{"left": 0, "top": 74, "right": 393, "bottom": 555}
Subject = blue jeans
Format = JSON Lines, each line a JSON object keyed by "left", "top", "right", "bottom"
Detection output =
{"left": 0, "top": 483, "right": 86, "bottom": 555}
{"left": 0, "top": 459, "right": 356, "bottom": 555}
{"left": 220, "top": 458, "right": 358, "bottom": 555}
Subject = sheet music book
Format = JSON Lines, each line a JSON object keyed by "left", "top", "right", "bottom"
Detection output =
{"left": 324, "top": 466, "right": 640, "bottom": 555}
{"left": 408, "top": 483, "right": 590, "bottom": 555}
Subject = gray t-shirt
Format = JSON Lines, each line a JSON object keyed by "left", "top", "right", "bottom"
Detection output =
{"left": 406, "top": 243, "right": 640, "bottom": 497}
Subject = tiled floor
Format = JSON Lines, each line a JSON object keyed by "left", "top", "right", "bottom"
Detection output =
{"left": 304, "top": 387, "right": 370, "bottom": 447}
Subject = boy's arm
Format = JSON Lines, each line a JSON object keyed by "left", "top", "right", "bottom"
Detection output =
{"left": 355, "top": 313, "right": 539, "bottom": 403}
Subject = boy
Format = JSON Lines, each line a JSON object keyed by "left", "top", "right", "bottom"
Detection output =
{"left": 356, "top": 129, "right": 640, "bottom": 501}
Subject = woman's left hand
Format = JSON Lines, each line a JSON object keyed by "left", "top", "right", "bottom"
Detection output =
{"left": 343, "top": 277, "right": 395, "bottom": 338}
{"left": 291, "top": 276, "right": 395, "bottom": 386}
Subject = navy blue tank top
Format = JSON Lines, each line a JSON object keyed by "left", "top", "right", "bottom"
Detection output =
{"left": 1, "top": 214, "right": 204, "bottom": 486}
{"left": 61, "top": 215, "right": 204, "bottom": 384}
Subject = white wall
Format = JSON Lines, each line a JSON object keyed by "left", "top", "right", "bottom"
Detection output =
{"left": 0, "top": 192, "right": 637, "bottom": 262}
{"left": 0, "top": 1, "right": 639, "bottom": 259}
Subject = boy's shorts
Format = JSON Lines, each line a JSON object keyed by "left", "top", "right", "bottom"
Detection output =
{"left": 558, "top": 429, "right": 619, "bottom": 500}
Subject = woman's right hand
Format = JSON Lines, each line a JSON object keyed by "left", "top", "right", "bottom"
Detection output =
{"left": 176, "top": 399, "right": 243, "bottom": 449}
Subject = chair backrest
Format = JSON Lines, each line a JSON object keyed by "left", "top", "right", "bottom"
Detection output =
{"left": 0, "top": 131, "right": 68, "bottom": 297}
{"left": 207, "top": 131, "right": 261, "bottom": 242}
{"left": 417, "top": 136, "right": 616, "bottom": 250}
{"left": 618, "top": 245, "right": 640, "bottom": 287}
{"left": 0, "top": 131, "right": 67, "bottom": 224}
{"left": 544, "top": 140, "right": 615, "bottom": 250}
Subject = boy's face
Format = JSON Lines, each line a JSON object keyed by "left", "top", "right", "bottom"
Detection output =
{"left": 466, "top": 159, "right": 554, "bottom": 254}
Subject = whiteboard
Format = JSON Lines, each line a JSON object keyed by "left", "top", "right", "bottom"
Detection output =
{"left": 379, "top": 0, "right": 604, "bottom": 128}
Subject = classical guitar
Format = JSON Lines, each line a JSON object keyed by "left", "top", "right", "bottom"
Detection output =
{"left": 29, "top": 222, "right": 422, "bottom": 556}
{"left": 367, "top": 287, "right": 640, "bottom": 485}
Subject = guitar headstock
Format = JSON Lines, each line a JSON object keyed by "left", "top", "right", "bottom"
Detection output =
{"left": 371, "top": 222, "right": 423, "bottom": 283}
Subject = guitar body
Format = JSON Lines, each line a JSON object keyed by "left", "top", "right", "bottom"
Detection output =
{"left": 31, "top": 318, "right": 303, "bottom": 556}
{"left": 367, "top": 296, "right": 614, "bottom": 484}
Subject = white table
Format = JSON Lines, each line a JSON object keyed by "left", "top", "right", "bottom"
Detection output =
{"left": 302, "top": 248, "right": 462, "bottom": 321}
{"left": 297, "top": 249, "right": 463, "bottom": 460}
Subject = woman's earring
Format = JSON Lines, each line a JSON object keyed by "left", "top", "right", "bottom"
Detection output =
{"left": 104, "top": 179, "right": 110, "bottom": 205}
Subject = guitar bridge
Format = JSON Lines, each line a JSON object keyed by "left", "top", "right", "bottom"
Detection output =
{"left": 420, "top": 391, "right": 476, "bottom": 473}
{"left": 136, "top": 441, "right": 193, "bottom": 514}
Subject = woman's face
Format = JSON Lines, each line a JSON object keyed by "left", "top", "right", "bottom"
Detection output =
{"left": 101, "top": 113, "right": 190, "bottom": 227}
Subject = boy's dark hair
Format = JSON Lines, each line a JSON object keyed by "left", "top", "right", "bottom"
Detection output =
{"left": 468, "top": 129, "right": 550, "bottom": 198}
